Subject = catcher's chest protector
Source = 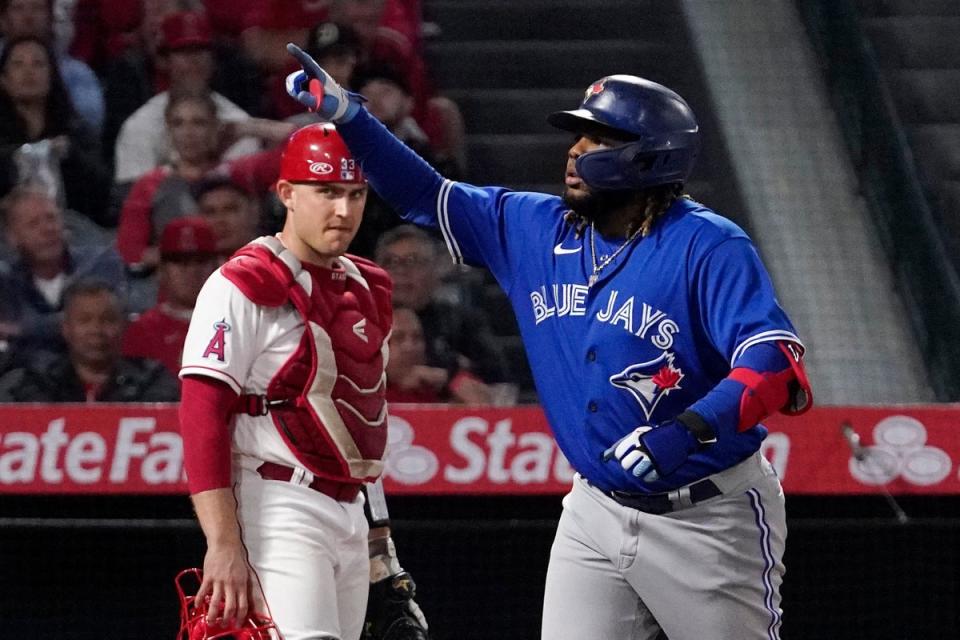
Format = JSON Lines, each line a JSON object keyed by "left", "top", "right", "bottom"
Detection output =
{"left": 222, "top": 237, "right": 393, "bottom": 482}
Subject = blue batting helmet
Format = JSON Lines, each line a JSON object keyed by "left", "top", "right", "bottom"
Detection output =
{"left": 548, "top": 75, "right": 700, "bottom": 191}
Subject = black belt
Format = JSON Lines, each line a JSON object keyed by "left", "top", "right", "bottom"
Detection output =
{"left": 606, "top": 479, "right": 722, "bottom": 515}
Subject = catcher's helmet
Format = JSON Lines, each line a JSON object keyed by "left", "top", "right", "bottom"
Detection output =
{"left": 176, "top": 569, "right": 279, "bottom": 640}
{"left": 279, "top": 122, "right": 364, "bottom": 184}
{"left": 548, "top": 75, "right": 700, "bottom": 190}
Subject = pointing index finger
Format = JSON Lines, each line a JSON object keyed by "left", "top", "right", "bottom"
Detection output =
{"left": 286, "top": 42, "right": 323, "bottom": 77}
{"left": 286, "top": 42, "right": 308, "bottom": 61}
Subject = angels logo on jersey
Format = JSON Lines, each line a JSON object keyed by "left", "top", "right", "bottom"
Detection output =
{"left": 202, "top": 319, "right": 231, "bottom": 362}
{"left": 609, "top": 351, "right": 684, "bottom": 421}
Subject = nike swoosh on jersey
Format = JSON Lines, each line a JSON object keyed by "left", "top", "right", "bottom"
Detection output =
{"left": 553, "top": 242, "right": 582, "bottom": 255}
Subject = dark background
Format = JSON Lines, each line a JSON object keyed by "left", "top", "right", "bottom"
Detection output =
{"left": 2, "top": 494, "right": 957, "bottom": 639}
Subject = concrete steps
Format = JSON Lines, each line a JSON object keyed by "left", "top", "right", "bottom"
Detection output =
{"left": 425, "top": 0, "right": 682, "bottom": 41}
{"left": 428, "top": 40, "right": 683, "bottom": 90}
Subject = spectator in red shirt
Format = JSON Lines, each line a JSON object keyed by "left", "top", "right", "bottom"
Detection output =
{"left": 194, "top": 175, "right": 261, "bottom": 258}
{"left": 238, "top": 0, "right": 334, "bottom": 119}
{"left": 239, "top": 0, "right": 331, "bottom": 73}
{"left": 109, "top": 9, "right": 265, "bottom": 182}
{"left": 122, "top": 216, "right": 219, "bottom": 375}
{"left": 69, "top": 0, "right": 147, "bottom": 72}
{"left": 115, "top": 89, "right": 291, "bottom": 272}
{"left": 200, "top": 0, "right": 261, "bottom": 42}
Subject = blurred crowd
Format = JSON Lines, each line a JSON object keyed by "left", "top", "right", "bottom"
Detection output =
{"left": 0, "top": 0, "right": 529, "bottom": 405}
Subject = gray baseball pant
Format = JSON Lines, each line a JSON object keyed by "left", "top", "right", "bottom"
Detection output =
{"left": 541, "top": 452, "right": 786, "bottom": 640}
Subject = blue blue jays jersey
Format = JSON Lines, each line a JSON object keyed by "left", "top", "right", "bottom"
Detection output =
{"left": 341, "top": 111, "right": 803, "bottom": 493}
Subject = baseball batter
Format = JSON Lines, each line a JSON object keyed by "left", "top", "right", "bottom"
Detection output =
{"left": 178, "top": 123, "right": 426, "bottom": 640}
{"left": 286, "top": 46, "right": 813, "bottom": 640}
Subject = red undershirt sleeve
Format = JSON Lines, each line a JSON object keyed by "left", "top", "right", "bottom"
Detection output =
{"left": 179, "top": 375, "right": 238, "bottom": 494}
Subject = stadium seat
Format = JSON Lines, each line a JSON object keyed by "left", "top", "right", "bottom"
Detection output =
{"left": 905, "top": 124, "right": 960, "bottom": 186}
{"left": 864, "top": 17, "right": 960, "bottom": 68}
{"left": 887, "top": 69, "right": 960, "bottom": 124}
{"left": 855, "top": 0, "right": 960, "bottom": 17}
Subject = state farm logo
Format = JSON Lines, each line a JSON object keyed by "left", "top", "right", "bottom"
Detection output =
{"left": 383, "top": 415, "right": 574, "bottom": 486}
{"left": 849, "top": 416, "right": 951, "bottom": 486}
{"left": 0, "top": 417, "right": 181, "bottom": 486}
{"left": 383, "top": 416, "right": 438, "bottom": 485}
{"left": 308, "top": 161, "right": 333, "bottom": 175}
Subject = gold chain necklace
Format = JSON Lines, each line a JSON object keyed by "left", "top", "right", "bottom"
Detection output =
{"left": 589, "top": 222, "right": 643, "bottom": 287}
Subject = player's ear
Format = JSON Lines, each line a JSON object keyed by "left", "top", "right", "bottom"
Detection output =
{"left": 275, "top": 180, "right": 295, "bottom": 209}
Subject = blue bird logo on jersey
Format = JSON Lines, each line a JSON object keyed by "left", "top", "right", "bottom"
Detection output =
{"left": 609, "top": 352, "right": 685, "bottom": 421}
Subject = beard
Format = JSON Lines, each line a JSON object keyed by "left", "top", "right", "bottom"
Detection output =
{"left": 562, "top": 185, "right": 639, "bottom": 227}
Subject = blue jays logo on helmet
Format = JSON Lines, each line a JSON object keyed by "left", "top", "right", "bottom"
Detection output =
{"left": 609, "top": 352, "right": 685, "bottom": 421}
{"left": 548, "top": 75, "right": 700, "bottom": 191}
{"left": 585, "top": 79, "right": 606, "bottom": 100}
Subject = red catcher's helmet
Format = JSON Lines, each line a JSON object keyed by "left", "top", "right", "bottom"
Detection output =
{"left": 176, "top": 568, "right": 279, "bottom": 640}
{"left": 279, "top": 122, "right": 364, "bottom": 184}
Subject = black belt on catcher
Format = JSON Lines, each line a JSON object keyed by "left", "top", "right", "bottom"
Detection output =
{"left": 605, "top": 479, "right": 722, "bottom": 515}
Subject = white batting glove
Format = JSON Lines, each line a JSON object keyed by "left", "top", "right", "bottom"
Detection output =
{"left": 602, "top": 426, "right": 660, "bottom": 482}
{"left": 285, "top": 43, "right": 364, "bottom": 122}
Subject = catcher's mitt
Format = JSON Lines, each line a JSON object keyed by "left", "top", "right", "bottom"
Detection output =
{"left": 362, "top": 571, "right": 428, "bottom": 640}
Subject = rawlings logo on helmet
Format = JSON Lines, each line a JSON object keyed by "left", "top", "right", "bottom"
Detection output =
{"left": 309, "top": 160, "right": 334, "bottom": 175}
{"left": 176, "top": 568, "right": 279, "bottom": 640}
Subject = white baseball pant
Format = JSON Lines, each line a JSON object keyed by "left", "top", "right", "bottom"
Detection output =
{"left": 234, "top": 456, "right": 370, "bottom": 640}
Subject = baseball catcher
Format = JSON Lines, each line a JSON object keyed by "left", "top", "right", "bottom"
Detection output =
{"left": 178, "top": 123, "right": 427, "bottom": 640}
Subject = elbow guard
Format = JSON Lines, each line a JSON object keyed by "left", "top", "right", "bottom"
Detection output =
{"left": 729, "top": 341, "right": 812, "bottom": 432}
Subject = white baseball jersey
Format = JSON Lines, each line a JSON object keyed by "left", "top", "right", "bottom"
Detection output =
{"left": 180, "top": 238, "right": 392, "bottom": 480}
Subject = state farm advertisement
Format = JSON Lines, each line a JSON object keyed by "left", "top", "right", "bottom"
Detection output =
{"left": 1, "top": 404, "right": 959, "bottom": 495}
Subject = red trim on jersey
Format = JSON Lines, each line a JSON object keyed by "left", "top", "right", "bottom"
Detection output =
{"left": 179, "top": 375, "right": 238, "bottom": 494}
